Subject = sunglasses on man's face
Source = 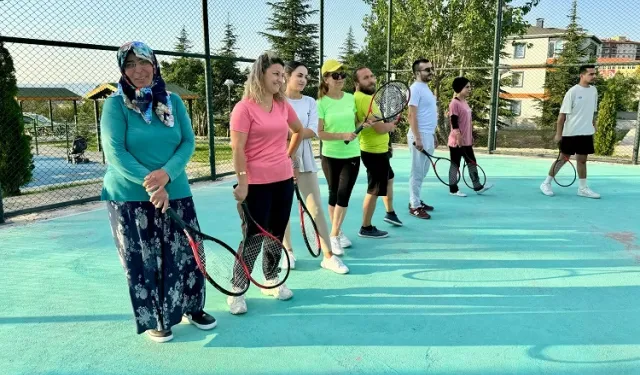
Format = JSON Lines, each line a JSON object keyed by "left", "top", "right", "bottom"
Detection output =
{"left": 330, "top": 72, "right": 347, "bottom": 80}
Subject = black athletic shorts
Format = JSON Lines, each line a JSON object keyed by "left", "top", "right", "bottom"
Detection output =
{"left": 560, "top": 135, "right": 594, "bottom": 156}
{"left": 360, "top": 150, "right": 394, "bottom": 196}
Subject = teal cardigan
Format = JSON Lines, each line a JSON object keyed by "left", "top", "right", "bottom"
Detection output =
{"left": 100, "top": 93, "right": 195, "bottom": 202}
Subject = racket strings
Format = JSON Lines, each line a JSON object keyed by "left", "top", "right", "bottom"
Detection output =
{"left": 195, "top": 239, "right": 237, "bottom": 292}
{"left": 465, "top": 163, "right": 484, "bottom": 189}
{"left": 238, "top": 234, "right": 287, "bottom": 283}
{"left": 301, "top": 209, "right": 321, "bottom": 256}
{"left": 375, "top": 83, "right": 408, "bottom": 120}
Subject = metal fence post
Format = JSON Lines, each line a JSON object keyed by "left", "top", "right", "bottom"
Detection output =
{"left": 318, "top": 0, "right": 324, "bottom": 157}
{"left": 0, "top": 182, "right": 4, "bottom": 224}
{"left": 386, "top": 0, "right": 393, "bottom": 82}
{"left": 202, "top": 0, "right": 216, "bottom": 179}
{"left": 488, "top": 0, "right": 504, "bottom": 153}
{"left": 633, "top": 101, "right": 640, "bottom": 164}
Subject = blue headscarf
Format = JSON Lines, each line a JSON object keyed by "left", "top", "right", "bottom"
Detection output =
{"left": 114, "top": 41, "right": 174, "bottom": 127}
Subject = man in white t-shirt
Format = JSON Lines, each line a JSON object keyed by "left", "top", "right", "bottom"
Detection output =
{"left": 407, "top": 58, "right": 438, "bottom": 219}
{"left": 540, "top": 64, "right": 600, "bottom": 199}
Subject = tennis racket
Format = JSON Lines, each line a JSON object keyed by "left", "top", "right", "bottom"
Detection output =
{"left": 551, "top": 144, "right": 577, "bottom": 187}
{"left": 294, "top": 183, "right": 322, "bottom": 258}
{"left": 237, "top": 201, "right": 291, "bottom": 289}
{"left": 166, "top": 208, "right": 248, "bottom": 297}
{"left": 345, "top": 80, "right": 411, "bottom": 144}
{"left": 413, "top": 142, "right": 460, "bottom": 187}
{"left": 461, "top": 149, "right": 487, "bottom": 190}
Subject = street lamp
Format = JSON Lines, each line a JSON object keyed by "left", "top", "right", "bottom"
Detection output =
{"left": 223, "top": 79, "right": 234, "bottom": 137}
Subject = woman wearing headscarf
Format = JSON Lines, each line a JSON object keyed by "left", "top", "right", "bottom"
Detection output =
{"left": 101, "top": 41, "right": 215, "bottom": 343}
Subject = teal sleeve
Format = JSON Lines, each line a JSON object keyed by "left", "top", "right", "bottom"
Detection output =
{"left": 162, "top": 95, "right": 195, "bottom": 181}
{"left": 100, "top": 97, "right": 151, "bottom": 185}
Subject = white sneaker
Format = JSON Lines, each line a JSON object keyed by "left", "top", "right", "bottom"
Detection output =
{"left": 450, "top": 191, "right": 467, "bottom": 197}
{"left": 540, "top": 182, "right": 554, "bottom": 196}
{"left": 282, "top": 250, "right": 295, "bottom": 269}
{"left": 330, "top": 236, "right": 344, "bottom": 256}
{"left": 227, "top": 290, "right": 247, "bottom": 315}
{"left": 321, "top": 255, "right": 349, "bottom": 274}
{"left": 475, "top": 183, "right": 494, "bottom": 195}
{"left": 338, "top": 231, "right": 352, "bottom": 248}
{"left": 578, "top": 187, "right": 600, "bottom": 199}
{"left": 261, "top": 278, "right": 293, "bottom": 300}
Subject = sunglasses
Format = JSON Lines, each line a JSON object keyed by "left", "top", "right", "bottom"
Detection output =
{"left": 329, "top": 72, "right": 347, "bottom": 80}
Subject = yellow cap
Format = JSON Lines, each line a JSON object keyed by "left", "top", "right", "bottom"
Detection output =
{"left": 321, "top": 59, "right": 343, "bottom": 75}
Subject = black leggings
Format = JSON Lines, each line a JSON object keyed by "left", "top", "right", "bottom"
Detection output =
{"left": 234, "top": 178, "right": 294, "bottom": 285}
{"left": 449, "top": 146, "right": 482, "bottom": 193}
{"left": 321, "top": 156, "right": 360, "bottom": 207}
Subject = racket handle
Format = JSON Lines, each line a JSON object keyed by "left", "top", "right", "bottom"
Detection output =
{"left": 344, "top": 125, "right": 365, "bottom": 144}
{"left": 165, "top": 208, "right": 185, "bottom": 230}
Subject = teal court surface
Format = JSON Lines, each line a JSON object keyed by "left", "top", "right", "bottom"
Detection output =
{"left": 1, "top": 148, "right": 640, "bottom": 375}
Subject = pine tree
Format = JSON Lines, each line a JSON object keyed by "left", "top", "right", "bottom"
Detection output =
{"left": 0, "top": 39, "right": 34, "bottom": 196}
{"left": 535, "top": 0, "right": 594, "bottom": 131}
{"left": 260, "top": 0, "right": 319, "bottom": 80}
{"left": 212, "top": 16, "right": 244, "bottom": 132}
{"left": 339, "top": 27, "right": 358, "bottom": 64}
{"left": 174, "top": 26, "right": 193, "bottom": 53}
{"left": 594, "top": 90, "right": 617, "bottom": 156}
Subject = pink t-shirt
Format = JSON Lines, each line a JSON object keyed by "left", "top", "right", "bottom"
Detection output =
{"left": 230, "top": 98, "right": 298, "bottom": 184}
{"left": 447, "top": 97, "right": 473, "bottom": 147}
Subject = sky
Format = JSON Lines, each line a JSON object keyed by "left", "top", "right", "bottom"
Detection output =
{"left": 1, "top": 0, "right": 639, "bottom": 96}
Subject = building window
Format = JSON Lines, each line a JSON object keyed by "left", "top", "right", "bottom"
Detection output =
{"left": 514, "top": 43, "right": 526, "bottom": 59}
{"left": 511, "top": 101, "right": 522, "bottom": 116}
{"left": 511, "top": 72, "right": 524, "bottom": 87}
{"left": 548, "top": 40, "right": 564, "bottom": 58}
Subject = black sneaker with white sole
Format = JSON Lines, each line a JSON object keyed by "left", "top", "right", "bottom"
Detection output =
{"left": 383, "top": 211, "right": 403, "bottom": 226}
{"left": 358, "top": 226, "right": 389, "bottom": 238}
{"left": 146, "top": 329, "right": 173, "bottom": 343}
{"left": 184, "top": 311, "right": 217, "bottom": 330}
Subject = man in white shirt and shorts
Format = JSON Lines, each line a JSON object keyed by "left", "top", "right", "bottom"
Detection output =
{"left": 540, "top": 64, "right": 601, "bottom": 199}
{"left": 407, "top": 58, "right": 438, "bottom": 219}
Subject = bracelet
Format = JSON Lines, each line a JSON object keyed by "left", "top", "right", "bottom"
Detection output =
{"left": 236, "top": 171, "right": 246, "bottom": 176}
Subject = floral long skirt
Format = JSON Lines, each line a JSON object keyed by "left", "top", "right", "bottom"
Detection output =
{"left": 106, "top": 197, "right": 205, "bottom": 334}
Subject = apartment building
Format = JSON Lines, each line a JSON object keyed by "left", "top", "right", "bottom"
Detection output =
{"left": 600, "top": 36, "right": 640, "bottom": 60}
{"left": 500, "top": 18, "right": 601, "bottom": 127}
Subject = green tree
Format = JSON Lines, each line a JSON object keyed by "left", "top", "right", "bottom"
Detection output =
{"left": 535, "top": 0, "right": 595, "bottom": 131}
{"left": 260, "top": 0, "right": 319, "bottom": 82}
{"left": 594, "top": 90, "right": 617, "bottom": 156}
{"left": 361, "top": 0, "right": 539, "bottom": 142}
{"left": 211, "top": 16, "right": 245, "bottom": 135}
{"left": 339, "top": 26, "right": 360, "bottom": 93}
{"left": 0, "top": 39, "right": 34, "bottom": 196}
{"left": 174, "top": 26, "right": 193, "bottom": 53}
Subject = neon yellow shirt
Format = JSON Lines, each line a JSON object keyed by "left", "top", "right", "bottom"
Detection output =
{"left": 317, "top": 93, "right": 361, "bottom": 159}
{"left": 354, "top": 91, "right": 389, "bottom": 154}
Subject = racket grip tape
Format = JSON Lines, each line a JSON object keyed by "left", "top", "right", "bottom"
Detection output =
{"left": 344, "top": 125, "right": 365, "bottom": 144}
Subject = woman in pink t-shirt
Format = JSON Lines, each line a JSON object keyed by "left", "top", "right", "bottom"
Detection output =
{"left": 447, "top": 76, "right": 493, "bottom": 196}
{"left": 228, "top": 52, "right": 303, "bottom": 315}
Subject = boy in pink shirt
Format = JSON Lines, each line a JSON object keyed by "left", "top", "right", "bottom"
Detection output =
{"left": 447, "top": 77, "right": 493, "bottom": 196}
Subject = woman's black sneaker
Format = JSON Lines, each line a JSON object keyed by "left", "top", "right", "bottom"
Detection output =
{"left": 184, "top": 311, "right": 217, "bottom": 330}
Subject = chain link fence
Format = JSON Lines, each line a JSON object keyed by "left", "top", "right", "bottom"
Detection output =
{"left": 1, "top": 0, "right": 639, "bottom": 222}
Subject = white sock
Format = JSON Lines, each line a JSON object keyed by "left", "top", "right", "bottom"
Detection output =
{"left": 544, "top": 176, "right": 552, "bottom": 184}
{"left": 579, "top": 179, "right": 587, "bottom": 189}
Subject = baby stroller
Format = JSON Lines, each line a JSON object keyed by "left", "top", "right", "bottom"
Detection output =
{"left": 68, "top": 136, "right": 89, "bottom": 164}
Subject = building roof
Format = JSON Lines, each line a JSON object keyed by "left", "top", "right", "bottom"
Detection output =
{"left": 85, "top": 82, "right": 200, "bottom": 100}
{"left": 601, "top": 38, "right": 640, "bottom": 45}
{"left": 16, "top": 87, "right": 82, "bottom": 101}
{"left": 508, "top": 26, "right": 601, "bottom": 44}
